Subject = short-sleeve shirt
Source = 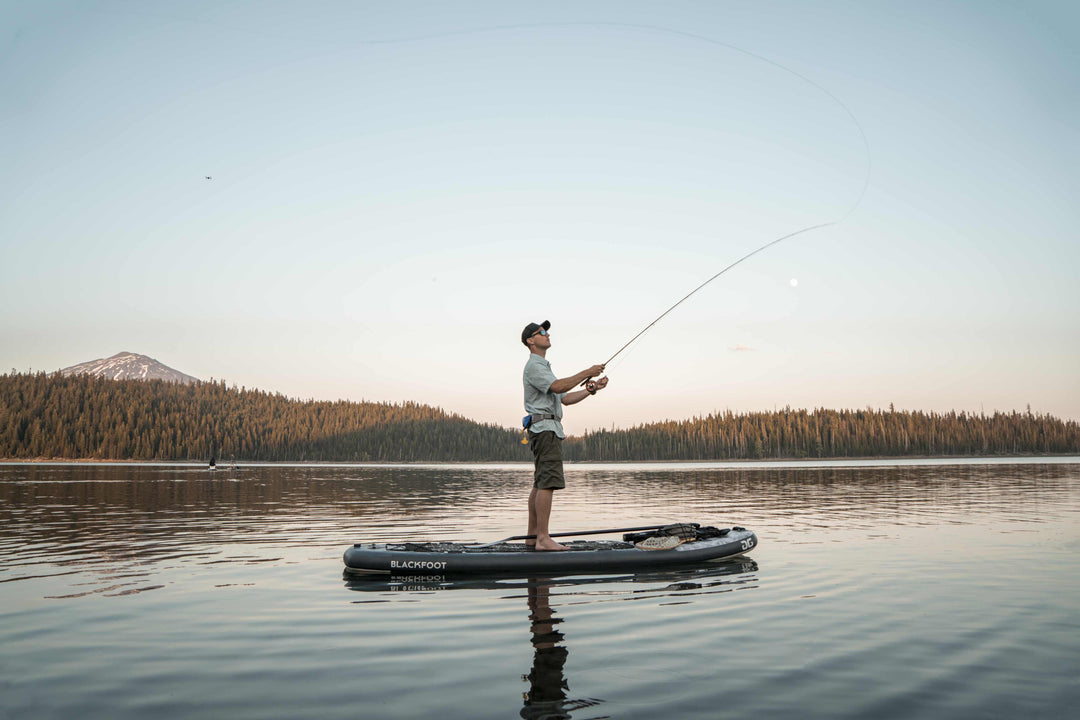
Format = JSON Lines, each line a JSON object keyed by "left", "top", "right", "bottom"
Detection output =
{"left": 523, "top": 353, "right": 565, "bottom": 439}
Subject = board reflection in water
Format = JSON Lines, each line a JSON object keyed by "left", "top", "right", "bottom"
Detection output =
{"left": 344, "top": 561, "right": 760, "bottom": 719}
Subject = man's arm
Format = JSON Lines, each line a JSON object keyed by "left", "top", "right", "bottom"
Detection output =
{"left": 549, "top": 364, "right": 605, "bottom": 394}
{"left": 562, "top": 376, "right": 608, "bottom": 406}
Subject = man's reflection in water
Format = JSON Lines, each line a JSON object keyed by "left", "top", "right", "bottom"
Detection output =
{"left": 520, "top": 580, "right": 604, "bottom": 720}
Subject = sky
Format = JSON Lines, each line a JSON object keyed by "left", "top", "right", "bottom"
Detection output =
{"left": 2, "top": 0, "right": 1078, "bottom": 433}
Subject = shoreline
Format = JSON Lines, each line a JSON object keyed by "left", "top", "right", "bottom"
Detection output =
{"left": 3, "top": 454, "right": 1079, "bottom": 466}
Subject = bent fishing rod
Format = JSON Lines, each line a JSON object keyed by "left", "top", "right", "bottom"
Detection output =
{"left": 578, "top": 221, "right": 841, "bottom": 390}
{"left": 601, "top": 221, "right": 834, "bottom": 369}
{"left": 574, "top": 26, "right": 872, "bottom": 384}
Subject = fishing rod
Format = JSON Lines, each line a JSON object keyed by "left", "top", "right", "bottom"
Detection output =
{"left": 597, "top": 221, "right": 835, "bottom": 370}
{"left": 579, "top": 215, "right": 856, "bottom": 390}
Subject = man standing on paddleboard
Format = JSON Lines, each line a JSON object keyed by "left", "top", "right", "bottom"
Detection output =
{"left": 521, "top": 320, "right": 608, "bottom": 551}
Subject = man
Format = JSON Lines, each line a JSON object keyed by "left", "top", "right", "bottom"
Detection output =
{"left": 521, "top": 320, "right": 608, "bottom": 551}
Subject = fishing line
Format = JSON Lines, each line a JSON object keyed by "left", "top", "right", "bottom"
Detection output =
{"left": 355, "top": 21, "right": 873, "bottom": 370}
{"left": 100, "top": 11, "right": 871, "bottom": 361}
{"left": 550, "top": 25, "right": 875, "bottom": 369}
{"left": 346, "top": 20, "right": 872, "bottom": 371}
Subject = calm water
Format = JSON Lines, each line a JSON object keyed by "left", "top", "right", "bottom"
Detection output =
{"left": 1, "top": 460, "right": 1078, "bottom": 719}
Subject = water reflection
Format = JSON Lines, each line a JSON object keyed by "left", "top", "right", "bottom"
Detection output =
{"left": 341, "top": 561, "right": 759, "bottom": 597}
{"left": 520, "top": 580, "right": 592, "bottom": 719}
{"left": 1, "top": 461, "right": 1076, "bottom": 602}
{"left": 344, "top": 561, "right": 759, "bottom": 718}
{"left": 2, "top": 462, "right": 1077, "bottom": 719}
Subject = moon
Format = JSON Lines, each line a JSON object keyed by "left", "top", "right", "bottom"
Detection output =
{"left": 790, "top": 278, "right": 798, "bottom": 287}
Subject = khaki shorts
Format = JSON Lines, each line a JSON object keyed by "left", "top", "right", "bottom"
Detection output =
{"left": 528, "top": 430, "right": 566, "bottom": 490}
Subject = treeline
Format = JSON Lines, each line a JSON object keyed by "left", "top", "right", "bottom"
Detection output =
{"left": 1, "top": 372, "right": 1076, "bottom": 461}
{"left": 0, "top": 372, "right": 525, "bottom": 461}
{"left": 565, "top": 406, "right": 1080, "bottom": 460}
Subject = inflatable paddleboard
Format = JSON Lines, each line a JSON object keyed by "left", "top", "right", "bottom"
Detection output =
{"left": 343, "top": 525, "right": 757, "bottom": 576}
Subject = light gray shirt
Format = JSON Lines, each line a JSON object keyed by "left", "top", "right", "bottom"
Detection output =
{"left": 523, "top": 353, "right": 565, "bottom": 439}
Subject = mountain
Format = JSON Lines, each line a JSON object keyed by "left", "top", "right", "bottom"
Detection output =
{"left": 61, "top": 352, "right": 199, "bottom": 385}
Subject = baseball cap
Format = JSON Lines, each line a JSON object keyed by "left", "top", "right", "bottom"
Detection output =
{"left": 520, "top": 320, "right": 551, "bottom": 345}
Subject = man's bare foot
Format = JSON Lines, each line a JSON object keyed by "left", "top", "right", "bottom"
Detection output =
{"left": 535, "top": 538, "right": 569, "bottom": 551}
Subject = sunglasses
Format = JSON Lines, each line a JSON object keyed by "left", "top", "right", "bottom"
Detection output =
{"left": 531, "top": 328, "right": 548, "bottom": 338}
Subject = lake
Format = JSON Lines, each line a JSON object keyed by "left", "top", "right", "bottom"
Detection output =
{"left": 1, "top": 459, "right": 1078, "bottom": 719}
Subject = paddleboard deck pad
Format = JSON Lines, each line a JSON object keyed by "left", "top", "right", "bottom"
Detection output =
{"left": 343, "top": 524, "right": 758, "bottom": 576}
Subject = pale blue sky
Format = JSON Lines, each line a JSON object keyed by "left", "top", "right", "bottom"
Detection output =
{"left": 3, "top": 1, "right": 1077, "bottom": 431}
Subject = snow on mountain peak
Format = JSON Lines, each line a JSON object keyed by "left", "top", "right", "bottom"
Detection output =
{"left": 61, "top": 352, "right": 200, "bottom": 385}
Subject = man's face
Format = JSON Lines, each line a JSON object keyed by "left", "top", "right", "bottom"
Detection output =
{"left": 529, "top": 327, "right": 551, "bottom": 349}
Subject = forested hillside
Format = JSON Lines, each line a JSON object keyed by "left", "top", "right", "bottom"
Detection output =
{"left": 1, "top": 372, "right": 1076, "bottom": 461}
{"left": 565, "top": 406, "right": 1080, "bottom": 460}
{"left": 0, "top": 372, "right": 525, "bottom": 461}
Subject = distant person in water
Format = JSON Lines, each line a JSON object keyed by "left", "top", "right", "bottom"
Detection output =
{"left": 521, "top": 320, "right": 608, "bottom": 551}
